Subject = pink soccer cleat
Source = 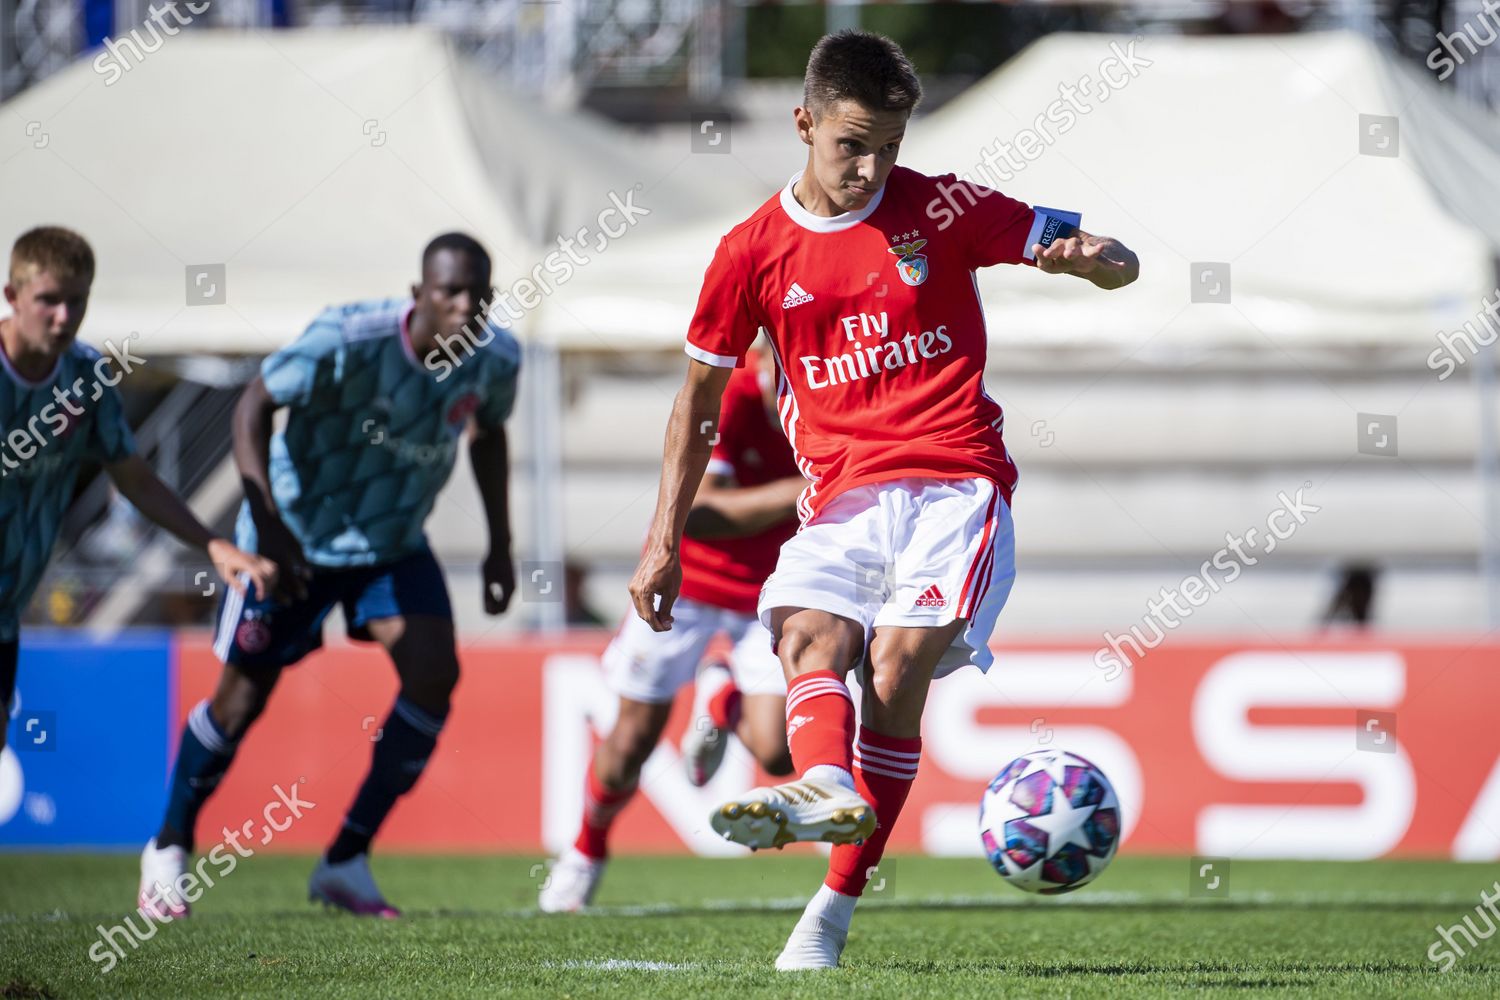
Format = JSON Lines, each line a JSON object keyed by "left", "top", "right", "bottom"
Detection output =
{"left": 138, "top": 838, "right": 192, "bottom": 920}
{"left": 308, "top": 854, "right": 401, "bottom": 918}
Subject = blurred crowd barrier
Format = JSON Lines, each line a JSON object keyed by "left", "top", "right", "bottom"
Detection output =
{"left": 4, "top": 631, "right": 1499, "bottom": 860}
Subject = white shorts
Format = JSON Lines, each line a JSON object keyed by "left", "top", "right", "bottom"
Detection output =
{"left": 757, "top": 476, "right": 1016, "bottom": 677}
{"left": 602, "top": 597, "right": 787, "bottom": 704}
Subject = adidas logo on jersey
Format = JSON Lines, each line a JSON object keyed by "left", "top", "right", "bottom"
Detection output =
{"left": 914, "top": 585, "right": 948, "bottom": 609}
{"left": 782, "top": 282, "right": 814, "bottom": 309}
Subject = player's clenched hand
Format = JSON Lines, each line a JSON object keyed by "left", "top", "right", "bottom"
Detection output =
{"left": 207, "top": 538, "right": 278, "bottom": 602}
{"left": 255, "top": 515, "right": 312, "bottom": 602}
{"left": 628, "top": 545, "right": 682, "bottom": 632}
{"left": 482, "top": 550, "right": 515, "bottom": 615}
{"left": 1032, "top": 234, "right": 1132, "bottom": 281}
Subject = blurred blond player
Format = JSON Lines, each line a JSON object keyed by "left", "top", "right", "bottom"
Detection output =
{"left": 627, "top": 32, "right": 1139, "bottom": 968}
{"left": 0, "top": 227, "right": 273, "bottom": 753}
{"left": 541, "top": 346, "right": 803, "bottom": 912}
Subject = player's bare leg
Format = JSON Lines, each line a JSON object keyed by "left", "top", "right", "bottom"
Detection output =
{"left": 682, "top": 658, "right": 736, "bottom": 785}
{"left": 310, "top": 615, "right": 457, "bottom": 918}
{"left": 777, "top": 619, "right": 963, "bottom": 971}
{"left": 144, "top": 661, "right": 281, "bottom": 919}
{"left": 683, "top": 665, "right": 792, "bottom": 786}
{"left": 710, "top": 608, "right": 874, "bottom": 849}
{"left": 737, "top": 694, "right": 793, "bottom": 776}
{"left": 541, "top": 697, "right": 672, "bottom": 913}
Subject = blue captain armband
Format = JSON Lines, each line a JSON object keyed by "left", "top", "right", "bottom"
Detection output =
{"left": 1022, "top": 207, "right": 1083, "bottom": 260}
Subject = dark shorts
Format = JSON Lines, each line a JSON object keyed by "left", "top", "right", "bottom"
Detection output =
{"left": 211, "top": 547, "right": 453, "bottom": 669}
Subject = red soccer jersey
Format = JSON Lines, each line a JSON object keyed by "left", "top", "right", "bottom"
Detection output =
{"left": 685, "top": 165, "right": 1070, "bottom": 523}
{"left": 679, "top": 353, "right": 802, "bottom": 614}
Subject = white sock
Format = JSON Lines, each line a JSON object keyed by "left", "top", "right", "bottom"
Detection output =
{"left": 804, "top": 764, "right": 855, "bottom": 791}
{"left": 801, "top": 883, "right": 858, "bottom": 933}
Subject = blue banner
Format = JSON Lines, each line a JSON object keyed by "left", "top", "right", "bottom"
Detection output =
{"left": 1, "top": 631, "right": 173, "bottom": 848}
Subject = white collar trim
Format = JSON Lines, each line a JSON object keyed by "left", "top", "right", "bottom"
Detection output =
{"left": 779, "top": 171, "right": 886, "bottom": 233}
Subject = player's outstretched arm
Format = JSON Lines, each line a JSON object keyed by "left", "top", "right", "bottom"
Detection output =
{"left": 629, "top": 359, "right": 734, "bottom": 631}
{"left": 232, "top": 375, "right": 310, "bottom": 601}
{"left": 684, "top": 474, "right": 806, "bottom": 540}
{"left": 104, "top": 454, "right": 277, "bottom": 600}
{"left": 470, "top": 422, "right": 515, "bottom": 615}
{"left": 1032, "top": 230, "right": 1139, "bottom": 290}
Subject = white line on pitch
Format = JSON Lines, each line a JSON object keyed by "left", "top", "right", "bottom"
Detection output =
{"left": 546, "top": 959, "right": 698, "bottom": 971}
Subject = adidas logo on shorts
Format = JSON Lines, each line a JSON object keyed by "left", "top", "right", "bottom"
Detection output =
{"left": 914, "top": 585, "right": 948, "bottom": 609}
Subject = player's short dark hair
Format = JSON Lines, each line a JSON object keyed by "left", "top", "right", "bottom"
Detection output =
{"left": 421, "top": 232, "right": 492, "bottom": 283}
{"left": 10, "top": 226, "right": 95, "bottom": 290}
{"left": 803, "top": 30, "right": 922, "bottom": 121}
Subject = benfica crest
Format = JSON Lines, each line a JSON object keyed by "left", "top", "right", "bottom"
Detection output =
{"left": 889, "top": 239, "right": 929, "bottom": 286}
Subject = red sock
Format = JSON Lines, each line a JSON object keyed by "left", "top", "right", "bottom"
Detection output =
{"left": 572, "top": 759, "right": 637, "bottom": 861}
{"left": 824, "top": 726, "right": 921, "bottom": 896}
{"left": 708, "top": 682, "right": 742, "bottom": 730}
{"left": 784, "top": 670, "right": 855, "bottom": 775}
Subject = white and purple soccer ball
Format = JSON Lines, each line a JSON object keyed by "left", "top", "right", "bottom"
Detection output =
{"left": 979, "top": 749, "right": 1121, "bottom": 894}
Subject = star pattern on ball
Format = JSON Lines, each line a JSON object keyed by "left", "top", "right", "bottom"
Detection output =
{"left": 1024, "top": 789, "right": 1097, "bottom": 855}
{"left": 1002, "top": 858, "right": 1051, "bottom": 892}
{"left": 981, "top": 749, "right": 1121, "bottom": 895}
{"left": 1024, "top": 749, "right": 1084, "bottom": 786}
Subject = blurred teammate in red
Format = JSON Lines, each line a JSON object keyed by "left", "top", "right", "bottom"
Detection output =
{"left": 541, "top": 343, "right": 804, "bottom": 912}
{"left": 628, "top": 31, "right": 1139, "bottom": 967}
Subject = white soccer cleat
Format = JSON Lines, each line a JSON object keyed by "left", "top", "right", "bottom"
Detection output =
{"left": 775, "top": 915, "right": 848, "bottom": 971}
{"left": 138, "top": 838, "right": 191, "bottom": 920}
{"left": 710, "top": 778, "right": 875, "bottom": 850}
{"left": 682, "top": 659, "right": 734, "bottom": 787}
{"left": 308, "top": 854, "right": 400, "bottom": 919}
{"left": 537, "top": 848, "right": 607, "bottom": 913}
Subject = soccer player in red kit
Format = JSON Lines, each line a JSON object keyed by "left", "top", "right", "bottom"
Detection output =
{"left": 627, "top": 31, "right": 1139, "bottom": 968}
{"left": 540, "top": 344, "right": 805, "bottom": 912}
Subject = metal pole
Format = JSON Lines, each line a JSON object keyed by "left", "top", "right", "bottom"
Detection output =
{"left": 1477, "top": 262, "right": 1500, "bottom": 629}
{"left": 525, "top": 337, "right": 567, "bottom": 634}
{"left": 826, "top": 0, "right": 860, "bottom": 35}
{"left": 724, "top": 0, "right": 745, "bottom": 86}
{"left": 0, "top": 0, "right": 12, "bottom": 101}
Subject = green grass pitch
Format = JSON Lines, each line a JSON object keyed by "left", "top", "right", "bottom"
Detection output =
{"left": 2, "top": 854, "right": 1497, "bottom": 997}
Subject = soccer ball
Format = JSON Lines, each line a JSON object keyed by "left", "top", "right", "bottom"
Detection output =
{"left": 979, "top": 749, "right": 1121, "bottom": 894}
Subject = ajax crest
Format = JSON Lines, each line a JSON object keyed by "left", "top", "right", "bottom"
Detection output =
{"left": 446, "top": 392, "right": 481, "bottom": 431}
{"left": 890, "top": 239, "right": 929, "bottom": 286}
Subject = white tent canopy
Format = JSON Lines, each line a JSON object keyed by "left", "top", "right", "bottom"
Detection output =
{"left": 541, "top": 31, "right": 1500, "bottom": 357}
{"left": 2, "top": 29, "right": 1493, "bottom": 357}
{"left": 535, "top": 215, "right": 737, "bottom": 353}
{"left": 0, "top": 27, "right": 745, "bottom": 355}
{"left": 1373, "top": 39, "right": 1500, "bottom": 261}
{"left": 902, "top": 31, "right": 1495, "bottom": 353}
